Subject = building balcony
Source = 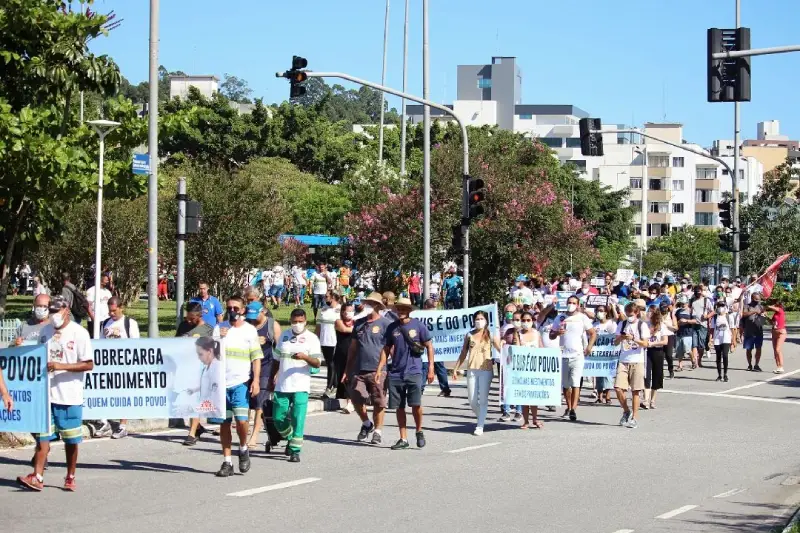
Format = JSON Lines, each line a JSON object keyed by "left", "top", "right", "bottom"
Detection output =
{"left": 696, "top": 178, "right": 720, "bottom": 189}
{"left": 647, "top": 212, "right": 671, "bottom": 224}
{"left": 647, "top": 189, "right": 671, "bottom": 202}
{"left": 695, "top": 202, "right": 717, "bottom": 213}
{"left": 647, "top": 167, "right": 671, "bottom": 178}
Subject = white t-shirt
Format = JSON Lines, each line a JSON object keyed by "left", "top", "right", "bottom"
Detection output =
{"left": 616, "top": 319, "right": 649, "bottom": 364}
{"left": 223, "top": 322, "right": 262, "bottom": 388}
{"left": 551, "top": 312, "right": 594, "bottom": 359}
{"left": 85, "top": 286, "right": 112, "bottom": 322}
{"left": 294, "top": 269, "right": 307, "bottom": 287}
{"left": 317, "top": 306, "right": 340, "bottom": 347}
{"left": 593, "top": 320, "right": 618, "bottom": 334}
{"left": 273, "top": 268, "right": 285, "bottom": 286}
{"left": 711, "top": 315, "right": 733, "bottom": 345}
{"left": 539, "top": 317, "right": 561, "bottom": 349}
{"left": 311, "top": 272, "right": 328, "bottom": 295}
{"left": 274, "top": 329, "right": 322, "bottom": 393}
{"left": 100, "top": 315, "right": 141, "bottom": 339}
{"left": 511, "top": 286, "right": 535, "bottom": 305}
{"left": 44, "top": 321, "right": 93, "bottom": 405}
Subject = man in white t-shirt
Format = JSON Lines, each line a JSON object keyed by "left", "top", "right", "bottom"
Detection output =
{"left": 613, "top": 301, "right": 650, "bottom": 429}
{"left": 18, "top": 295, "right": 93, "bottom": 493}
{"left": 510, "top": 275, "right": 535, "bottom": 306}
{"left": 551, "top": 295, "right": 596, "bottom": 422}
{"left": 310, "top": 264, "right": 329, "bottom": 319}
{"left": 95, "top": 296, "right": 141, "bottom": 440}
{"left": 292, "top": 266, "right": 308, "bottom": 307}
{"left": 271, "top": 308, "right": 322, "bottom": 463}
{"left": 213, "top": 296, "right": 262, "bottom": 478}
{"left": 269, "top": 266, "right": 285, "bottom": 308}
{"left": 85, "top": 274, "right": 112, "bottom": 338}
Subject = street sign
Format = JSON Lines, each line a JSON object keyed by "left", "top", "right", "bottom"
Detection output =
{"left": 132, "top": 153, "right": 150, "bottom": 175}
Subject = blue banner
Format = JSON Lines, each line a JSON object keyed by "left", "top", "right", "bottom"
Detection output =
{"left": 501, "top": 346, "right": 562, "bottom": 406}
{"left": 132, "top": 153, "right": 150, "bottom": 175}
{"left": 0, "top": 345, "right": 50, "bottom": 432}
{"left": 411, "top": 303, "right": 499, "bottom": 362}
{"left": 83, "top": 337, "right": 226, "bottom": 419}
{"left": 555, "top": 291, "right": 573, "bottom": 312}
{"left": 583, "top": 333, "right": 620, "bottom": 378}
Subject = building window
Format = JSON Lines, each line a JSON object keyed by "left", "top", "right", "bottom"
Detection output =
{"left": 649, "top": 202, "right": 668, "bottom": 214}
{"left": 565, "top": 137, "right": 582, "bottom": 148}
{"left": 695, "top": 213, "right": 717, "bottom": 226}
{"left": 695, "top": 189, "right": 716, "bottom": 203}
{"left": 648, "top": 155, "right": 669, "bottom": 168}
{"left": 672, "top": 203, "right": 684, "bottom": 213}
{"left": 539, "top": 137, "right": 562, "bottom": 148}
{"left": 566, "top": 160, "right": 586, "bottom": 171}
{"left": 630, "top": 200, "right": 643, "bottom": 210}
{"left": 697, "top": 167, "right": 717, "bottom": 180}
{"left": 518, "top": 113, "right": 533, "bottom": 120}
{"left": 673, "top": 179, "right": 685, "bottom": 191}
{"left": 630, "top": 178, "right": 642, "bottom": 189}
{"left": 721, "top": 168, "right": 728, "bottom": 175}
{"left": 647, "top": 224, "right": 670, "bottom": 237}
{"left": 649, "top": 178, "right": 664, "bottom": 190}
{"left": 673, "top": 157, "right": 685, "bottom": 167}
{"left": 477, "top": 78, "right": 492, "bottom": 89}
{"left": 634, "top": 224, "right": 642, "bottom": 236}
{"left": 739, "top": 169, "right": 744, "bottom": 179}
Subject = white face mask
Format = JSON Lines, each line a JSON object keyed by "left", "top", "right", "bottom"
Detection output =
{"left": 34, "top": 306, "right": 49, "bottom": 320}
{"left": 52, "top": 312, "right": 66, "bottom": 329}
{"left": 626, "top": 315, "right": 637, "bottom": 323}
{"left": 344, "top": 311, "right": 355, "bottom": 320}
{"left": 291, "top": 323, "right": 306, "bottom": 334}
{"left": 474, "top": 319, "right": 487, "bottom": 330}
{"left": 567, "top": 303, "right": 578, "bottom": 313}
{"left": 520, "top": 321, "right": 533, "bottom": 331}
{"left": 596, "top": 311, "right": 606, "bottom": 321}
{"left": 717, "top": 307, "right": 727, "bottom": 315}
{"left": 512, "top": 320, "right": 522, "bottom": 329}
{"left": 363, "top": 305, "right": 374, "bottom": 315}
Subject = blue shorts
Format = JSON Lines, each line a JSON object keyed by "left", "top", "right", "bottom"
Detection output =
{"left": 269, "top": 286, "right": 284, "bottom": 298}
{"left": 743, "top": 336, "right": 764, "bottom": 350}
{"left": 35, "top": 404, "right": 83, "bottom": 445}
{"left": 208, "top": 383, "right": 250, "bottom": 424}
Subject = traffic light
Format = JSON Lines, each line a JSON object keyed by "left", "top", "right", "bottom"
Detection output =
{"left": 719, "top": 231, "right": 733, "bottom": 252}
{"left": 707, "top": 28, "right": 751, "bottom": 103}
{"left": 467, "top": 176, "right": 485, "bottom": 221}
{"left": 718, "top": 199, "right": 733, "bottom": 229}
{"left": 451, "top": 224, "right": 467, "bottom": 254}
{"left": 739, "top": 231, "right": 751, "bottom": 251}
{"left": 578, "top": 118, "right": 603, "bottom": 157}
{"left": 280, "top": 56, "right": 309, "bottom": 99}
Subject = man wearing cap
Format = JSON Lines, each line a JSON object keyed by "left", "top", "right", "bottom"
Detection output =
{"left": 378, "top": 297, "right": 434, "bottom": 450}
{"left": 344, "top": 292, "right": 392, "bottom": 445}
{"left": 381, "top": 291, "right": 399, "bottom": 321}
{"left": 511, "top": 275, "right": 534, "bottom": 306}
{"left": 244, "top": 300, "right": 281, "bottom": 449}
{"left": 441, "top": 267, "right": 464, "bottom": 310}
{"left": 18, "top": 296, "right": 93, "bottom": 492}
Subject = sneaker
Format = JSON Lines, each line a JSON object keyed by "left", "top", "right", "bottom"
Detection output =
{"left": 754, "top": 365, "right": 763, "bottom": 372}
{"left": 625, "top": 417, "right": 638, "bottom": 429}
{"left": 774, "top": 367, "right": 785, "bottom": 374}
{"left": 437, "top": 390, "right": 451, "bottom": 398}
{"left": 473, "top": 427, "right": 484, "bottom": 436}
{"left": 238, "top": 450, "right": 251, "bottom": 473}
{"left": 724, "top": 375, "right": 729, "bottom": 382}
{"left": 416, "top": 431, "right": 426, "bottom": 448}
{"left": 511, "top": 412, "right": 522, "bottom": 422}
{"left": 215, "top": 462, "right": 234, "bottom": 477}
{"left": 669, "top": 371, "right": 675, "bottom": 379}
{"left": 63, "top": 475, "right": 76, "bottom": 492}
{"left": 17, "top": 473, "right": 43, "bottom": 492}
{"left": 716, "top": 376, "right": 722, "bottom": 382}
{"left": 284, "top": 445, "right": 292, "bottom": 457}
{"left": 370, "top": 432, "right": 382, "bottom": 445}
{"left": 562, "top": 409, "right": 570, "bottom": 419}
{"left": 183, "top": 435, "right": 198, "bottom": 446}
{"left": 95, "top": 422, "right": 112, "bottom": 438}
{"left": 747, "top": 364, "right": 753, "bottom": 371}
{"left": 288, "top": 453, "right": 301, "bottom": 463}
{"left": 391, "top": 439, "right": 410, "bottom": 450}
{"left": 498, "top": 413, "right": 511, "bottom": 422}
{"left": 619, "top": 412, "right": 630, "bottom": 426}
{"left": 357, "top": 422, "right": 374, "bottom": 442}
{"left": 111, "top": 427, "right": 128, "bottom": 439}
{"left": 569, "top": 409, "right": 577, "bottom": 422}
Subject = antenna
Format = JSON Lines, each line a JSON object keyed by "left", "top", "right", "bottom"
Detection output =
{"left": 662, "top": 80, "right": 667, "bottom": 121}
{"left": 496, "top": 28, "right": 499, "bottom": 55}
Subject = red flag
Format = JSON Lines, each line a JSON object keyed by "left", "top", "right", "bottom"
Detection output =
{"left": 756, "top": 254, "right": 791, "bottom": 298}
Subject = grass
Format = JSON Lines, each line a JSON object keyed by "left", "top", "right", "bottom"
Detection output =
{"left": 4, "top": 295, "right": 318, "bottom": 337}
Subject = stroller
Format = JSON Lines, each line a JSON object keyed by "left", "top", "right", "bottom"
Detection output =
{"left": 261, "top": 393, "right": 282, "bottom": 453}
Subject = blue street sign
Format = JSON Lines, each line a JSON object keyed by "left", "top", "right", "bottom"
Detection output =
{"left": 132, "top": 153, "right": 150, "bottom": 175}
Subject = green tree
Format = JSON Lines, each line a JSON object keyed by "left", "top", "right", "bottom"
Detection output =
{"left": 643, "top": 226, "right": 731, "bottom": 278}
{"left": 220, "top": 73, "right": 253, "bottom": 103}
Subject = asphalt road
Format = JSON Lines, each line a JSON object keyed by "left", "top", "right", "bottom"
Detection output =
{"left": 2, "top": 333, "right": 800, "bottom": 533}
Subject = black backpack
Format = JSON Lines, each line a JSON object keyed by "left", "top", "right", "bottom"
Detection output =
{"left": 103, "top": 316, "right": 131, "bottom": 337}
{"left": 68, "top": 286, "right": 90, "bottom": 320}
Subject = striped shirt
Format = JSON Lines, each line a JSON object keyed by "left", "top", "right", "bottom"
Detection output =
{"left": 223, "top": 322, "right": 262, "bottom": 388}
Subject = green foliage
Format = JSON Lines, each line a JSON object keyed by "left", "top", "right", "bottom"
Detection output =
{"left": 642, "top": 226, "right": 731, "bottom": 278}
{"left": 220, "top": 73, "right": 252, "bottom": 103}
{"left": 292, "top": 79, "right": 400, "bottom": 126}
{"left": 595, "top": 237, "right": 634, "bottom": 273}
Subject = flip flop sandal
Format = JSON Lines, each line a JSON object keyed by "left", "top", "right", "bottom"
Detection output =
{"left": 533, "top": 421, "right": 544, "bottom": 429}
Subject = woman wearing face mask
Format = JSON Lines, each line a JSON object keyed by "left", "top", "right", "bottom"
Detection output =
{"left": 767, "top": 299, "right": 786, "bottom": 374}
{"left": 333, "top": 303, "right": 356, "bottom": 413}
{"left": 315, "top": 292, "right": 341, "bottom": 397}
{"left": 498, "top": 310, "right": 524, "bottom": 422}
{"left": 592, "top": 305, "right": 618, "bottom": 404}
{"left": 725, "top": 287, "right": 740, "bottom": 351}
{"left": 661, "top": 303, "right": 677, "bottom": 379}
{"left": 504, "top": 311, "right": 544, "bottom": 429}
{"left": 537, "top": 304, "right": 561, "bottom": 413}
{"left": 642, "top": 306, "right": 668, "bottom": 409}
{"left": 711, "top": 302, "right": 733, "bottom": 381}
{"left": 452, "top": 311, "right": 502, "bottom": 436}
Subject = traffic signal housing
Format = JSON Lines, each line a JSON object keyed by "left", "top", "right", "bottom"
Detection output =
{"left": 578, "top": 118, "right": 603, "bottom": 157}
{"left": 739, "top": 232, "right": 751, "bottom": 251}
{"left": 282, "top": 55, "right": 309, "bottom": 99}
{"left": 719, "top": 232, "right": 733, "bottom": 252}
{"left": 467, "top": 176, "right": 485, "bottom": 221}
{"left": 707, "top": 28, "right": 751, "bottom": 102}
{"left": 718, "top": 199, "right": 733, "bottom": 229}
{"left": 451, "top": 224, "right": 467, "bottom": 254}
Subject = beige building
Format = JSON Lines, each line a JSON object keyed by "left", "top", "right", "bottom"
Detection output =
{"left": 741, "top": 145, "right": 789, "bottom": 174}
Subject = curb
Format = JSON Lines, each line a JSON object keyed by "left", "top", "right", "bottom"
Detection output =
{"left": 783, "top": 507, "right": 800, "bottom": 533}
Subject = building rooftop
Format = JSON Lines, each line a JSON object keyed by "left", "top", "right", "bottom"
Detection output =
{"left": 514, "top": 104, "right": 589, "bottom": 118}
{"left": 169, "top": 75, "right": 220, "bottom": 81}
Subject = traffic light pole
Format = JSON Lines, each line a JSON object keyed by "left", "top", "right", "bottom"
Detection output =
{"left": 732, "top": 0, "right": 741, "bottom": 278}
{"left": 283, "top": 71, "right": 472, "bottom": 307}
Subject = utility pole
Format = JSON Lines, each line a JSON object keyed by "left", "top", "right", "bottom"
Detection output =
{"left": 377, "top": 0, "right": 390, "bottom": 164}
{"left": 732, "top": 0, "right": 741, "bottom": 277}
{"left": 147, "top": 0, "right": 160, "bottom": 337}
{"left": 399, "top": 0, "right": 409, "bottom": 175}
{"left": 176, "top": 177, "right": 186, "bottom": 328}
{"left": 422, "top": 0, "right": 432, "bottom": 305}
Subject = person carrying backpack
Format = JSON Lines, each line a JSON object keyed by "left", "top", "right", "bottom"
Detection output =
{"left": 60, "top": 272, "right": 90, "bottom": 324}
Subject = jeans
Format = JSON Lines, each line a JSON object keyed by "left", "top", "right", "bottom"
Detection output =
{"left": 421, "top": 362, "right": 451, "bottom": 394}
{"left": 445, "top": 299, "right": 461, "bottom": 310}
{"left": 467, "top": 370, "right": 493, "bottom": 428}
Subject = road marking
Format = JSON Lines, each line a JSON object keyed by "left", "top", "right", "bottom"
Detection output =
{"left": 611, "top": 530, "right": 634, "bottom": 533}
{"left": 719, "top": 368, "right": 800, "bottom": 394}
{"left": 656, "top": 505, "right": 697, "bottom": 519}
{"left": 226, "top": 477, "right": 320, "bottom": 497}
{"left": 714, "top": 488, "right": 746, "bottom": 498}
{"left": 660, "top": 389, "right": 800, "bottom": 405}
{"left": 446, "top": 442, "right": 502, "bottom": 454}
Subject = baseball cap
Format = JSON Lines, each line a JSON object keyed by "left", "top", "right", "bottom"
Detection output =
{"left": 245, "top": 301, "right": 264, "bottom": 320}
{"left": 49, "top": 295, "right": 68, "bottom": 312}
{"left": 516, "top": 274, "right": 529, "bottom": 282}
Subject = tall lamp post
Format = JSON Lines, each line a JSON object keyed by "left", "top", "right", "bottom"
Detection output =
{"left": 87, "top": 119, "right": 121, "bottom": 339}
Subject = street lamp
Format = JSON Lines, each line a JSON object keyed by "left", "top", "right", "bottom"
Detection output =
{"left": 87, "top": 119, "right": 121, "bottom": 339}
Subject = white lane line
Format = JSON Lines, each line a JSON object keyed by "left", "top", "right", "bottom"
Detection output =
{"left": 656, "top": 505, "right": 697, "bottom": 520}
{"left": 660, "top": 389, "right": 800, "bottom": 405}
{"left": 226, "top": 477, "right": 320, "bottom": 497}
{"left": 446, "top": 442, "right": 502, "bottom": 454}
{"left": 719, "top": 368, "right": 800, "bottom": 394}
{"left": 611, "top": 530, "right": 635, "bottom": 533}
{"left": 714, "top": 488, "right": 746, "bottom": 498}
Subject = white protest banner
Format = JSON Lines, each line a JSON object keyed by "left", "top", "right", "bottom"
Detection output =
{"left": 411, "top": 303, "right": 499, "bottom": 362}
{"left": 83, "top": 337, "right": 226, "bottom": 419}
{"left": 616, "top": 268, "right": 635, "bottom": 283}
{"left": 584, "top": 294, "right": 610, "bottom": 310}
{"left": 583, "top": 333, "right": 620, "bottom": 378}
{"left": 590, "top": 277, "right": 606, "bottom": 287}
{"left": 501, "top": 346, "right": 562, "bottom": 406}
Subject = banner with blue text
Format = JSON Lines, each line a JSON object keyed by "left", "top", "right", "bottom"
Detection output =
{"left": 83, "top": 337, "right": 225, "bottom": 419}
{"left": 501, "top": 346, "right": 562, "bottom": 406}
{"left": 583, "top": 333, "right": 620, "bottom": 378}
{"left": 411, "top": 303, "right": 499, "bottom": 362}
{"left": 0, "top": 345, "right": 50, "bottom": 432}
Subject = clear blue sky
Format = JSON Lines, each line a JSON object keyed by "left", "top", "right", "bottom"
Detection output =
{"left": 89, "top": 0, "right": 800, "bottom": 146}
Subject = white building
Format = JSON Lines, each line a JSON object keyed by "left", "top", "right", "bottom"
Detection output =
{"left": 169, "top": 75, "right": 219, "bottom": 100}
